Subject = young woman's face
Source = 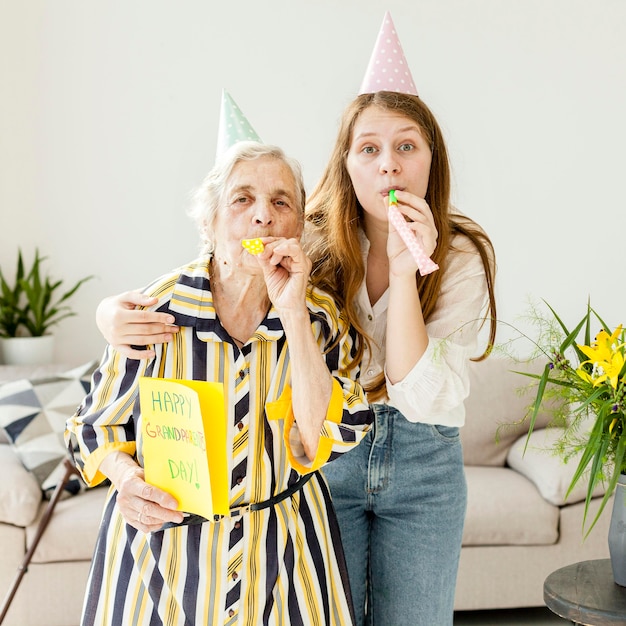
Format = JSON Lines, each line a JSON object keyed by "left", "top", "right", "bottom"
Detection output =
{"left": 346, "top": 106, "right": 432, "bottom": 223}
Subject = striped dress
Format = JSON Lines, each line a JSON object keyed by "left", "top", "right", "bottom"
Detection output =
{"left": 66, "top": 257, "right": 372, "bottom": 626}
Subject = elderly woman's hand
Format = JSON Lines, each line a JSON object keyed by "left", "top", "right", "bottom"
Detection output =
{"left": 99, "top": 451, "right": 184, "bottom": 532}
{"left": 256, "top": 237, "right": 312, "bottom": 313}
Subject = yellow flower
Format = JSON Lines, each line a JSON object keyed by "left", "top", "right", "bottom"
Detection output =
{"left": 609, "top": 417, "right": 619, "bottom": 435}
{"left": 578, "top": 326, "right": 622, "bottom": 362}
{"left": 518, "top": 302, "right": 626, "bottom": 536}
{"left": 577, "top": 325, "right": 625, "bottom": 390}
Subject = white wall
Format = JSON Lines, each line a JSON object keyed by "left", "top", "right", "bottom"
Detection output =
{"left": 1, "top": 0, "right": 624, "bottom": 364}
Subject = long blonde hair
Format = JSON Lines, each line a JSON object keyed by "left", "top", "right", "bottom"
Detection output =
{"left": 305, "top": 92, "right": 497, "bottom": 400}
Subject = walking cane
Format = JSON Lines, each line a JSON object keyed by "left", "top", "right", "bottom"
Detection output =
{"left": 0, "top": 458, "right": 79, "bottom": 624}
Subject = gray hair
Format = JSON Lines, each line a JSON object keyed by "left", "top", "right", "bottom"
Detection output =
{"left": 188, "top": 141, "right": 306, "bottom": 254}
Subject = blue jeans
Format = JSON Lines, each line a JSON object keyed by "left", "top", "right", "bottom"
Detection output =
{"left": 322, "top": 404, "right": 467, "bottom": 626}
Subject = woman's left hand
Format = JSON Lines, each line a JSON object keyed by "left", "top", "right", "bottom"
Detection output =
{"left": 100, "top": 451, "right": 184, "bottom": 532}
{"left": 256, "top": 237, "right": 312, "bottom": 312}
{"left": 387, "top": 190, "right": 438, "bottom": 276}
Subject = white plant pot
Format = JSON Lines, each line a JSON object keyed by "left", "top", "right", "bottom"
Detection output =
{"left": 0, "top": 335, "right": 55, "bottom": 366}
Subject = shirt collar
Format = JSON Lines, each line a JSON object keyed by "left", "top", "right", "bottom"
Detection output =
{"left": 165, "top": 256, "right": 285, "bottom": 344}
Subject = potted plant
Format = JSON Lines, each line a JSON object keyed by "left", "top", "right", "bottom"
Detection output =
{"left": 0, "top": 248, "right": 93, "bottom": 365}
{"left": 517, "top": 300, "right": 626, "bottom": 584}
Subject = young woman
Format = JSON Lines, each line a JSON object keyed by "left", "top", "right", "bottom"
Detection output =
{"left": 305, "top": 91, "right": 496, "bottom": 626}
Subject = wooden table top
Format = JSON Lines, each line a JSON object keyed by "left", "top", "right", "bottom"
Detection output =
{"left": 544, "top": 559, "right": 626, "bottom": 625}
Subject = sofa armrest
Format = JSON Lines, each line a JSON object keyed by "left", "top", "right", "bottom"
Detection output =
{"left": 506, "top": 428, "right": 605, "bottom": 506}
{"left": 0, "top": 443, "right": 42, "bottom": 527}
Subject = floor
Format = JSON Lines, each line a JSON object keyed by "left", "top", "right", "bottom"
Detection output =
{"left": 454, "top": 607, "right": 568, "bottom": 624}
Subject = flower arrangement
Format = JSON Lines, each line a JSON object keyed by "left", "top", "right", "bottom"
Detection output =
{"left": 516, "top": 300, "right": 625, "bottom": 536}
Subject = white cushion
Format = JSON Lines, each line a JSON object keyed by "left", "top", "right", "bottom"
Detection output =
{"left": 461, "top": 357, "right": 554, "bottom": 467}
{"left": 28, "top": 487, "right": 108, "bottom": 563}
{"left": 0, "top": 443, "right": 42, "bottom": 526}
{"left": 463, "top": 466, "right": 560, "bottom": 545}
{"left": 506, "top": 427, "right": 606, "bottom": 506}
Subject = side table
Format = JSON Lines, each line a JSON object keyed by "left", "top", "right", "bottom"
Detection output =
{"left": 544, "top": 559, "right": 626, "bottom": 625}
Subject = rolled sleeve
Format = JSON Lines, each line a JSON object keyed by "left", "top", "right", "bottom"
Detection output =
{"left": 386, "top": 339, "right": 471, "bottom": 426}
{"left": 385, "top": 236, "right": 490, "bottom": 427}
{"left": 281, "top": 377, "right": 371, "bottom": 473}
{"left": 65, "top": 347, "right": 150, "bottom": 486}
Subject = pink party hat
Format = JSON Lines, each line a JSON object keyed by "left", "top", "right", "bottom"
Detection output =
{"left": 359, "top": 12, "right": 418, "bottom": 96}
{"left": 216, "top": 90, "right": 262, "bottom": 158}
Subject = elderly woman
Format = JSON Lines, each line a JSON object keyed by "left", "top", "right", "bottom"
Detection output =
{"left": 66, "top": 142, "right": 371, "bottom": 626}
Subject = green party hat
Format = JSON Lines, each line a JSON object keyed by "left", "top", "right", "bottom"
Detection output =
{"left": 216, "top": 90, "right": 262, "bottom": 158}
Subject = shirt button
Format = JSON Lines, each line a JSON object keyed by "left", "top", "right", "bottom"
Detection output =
{"left": 228, "top": 609, "right": 235, "bottom": 617}
{"left": 239, "top": 370, "right": 245, "bottom": 378}
{"left": 237, "top": 422, "right": 244, "bottom": 431}
{"left": 236, "top": 476, "right": 243, "bottom": 485}
{"left": 234, "top": 521, "right": 241, "bottom": 529}
{"left": 232, "top": 572, "right": 238, "bottom": 581}
{"left": 367, "top": 369, "right": 374, "bottom": 376}
{"left": 368, "top": 314, "right": 373, "bottom": 321}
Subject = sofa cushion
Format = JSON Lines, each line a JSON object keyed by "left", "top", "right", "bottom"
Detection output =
{"left": 506, "top": 426, "right": 606, "bottom": 506}
{"left": 0, "top": 443, "right": 42, "bottom": 526}
{"left": 463, "top": 466, "right": 560, "bottom": 545}
{"left": 0, "top": 361, "right": 96, "bottom": 494}
{"left": 28, "top": 486, "right": 108, "bottom": 563}
{"left": 461, "top": 357, "right": 555, "bottom": 466}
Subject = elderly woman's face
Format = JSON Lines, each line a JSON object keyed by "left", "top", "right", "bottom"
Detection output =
{"left": 213, "top": 156, "right": 303, "bottom": 267}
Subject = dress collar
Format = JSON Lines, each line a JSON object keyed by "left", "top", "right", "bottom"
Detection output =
{"left": 165, "top": 256, "right": 285, "bottom": 344}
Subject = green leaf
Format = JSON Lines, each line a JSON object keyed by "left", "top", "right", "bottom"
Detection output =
{"left": 581, "top": 437, "right": 625, "bottom": 538}
{"left": 0, "top": 247, "right": 94, "bottom": 337}
{"left": 516, "top": 363, "right": 552, "bottom": 453}
{"left": 512, "top": 298, "right": 626, "bottom": 541}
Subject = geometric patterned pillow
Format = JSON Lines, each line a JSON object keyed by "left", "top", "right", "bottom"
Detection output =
{"left": 0, "top": 360, "right": 97, "bottom": 496}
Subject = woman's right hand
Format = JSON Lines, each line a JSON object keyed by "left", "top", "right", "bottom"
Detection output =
{"left": 387, "top": 190, "right": 438, "bottom": 278}
{"left": 96, "top": 291, "right": 179, "bottom": 359}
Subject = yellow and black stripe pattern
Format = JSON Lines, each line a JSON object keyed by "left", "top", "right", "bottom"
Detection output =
{"left": 67, "top": 256, "right": 371, "bottom": 626}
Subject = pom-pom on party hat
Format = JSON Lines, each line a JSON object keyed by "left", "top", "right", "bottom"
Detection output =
{"left": 216, "top": 89, "right": 262, "bottom": 158}
{"left": 359, "top": 11, "right": 418, "bottom": 96}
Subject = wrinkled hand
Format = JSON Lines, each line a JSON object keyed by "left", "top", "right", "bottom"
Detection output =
{"left": 386, "top": 190, "right": 438, "bottom": 276}
{"left": 255, "top": 238, "right": 311, "bottom": 313}
{"left": 96, "top": 291, "right": 179, "bottom": 359}
{"left": 107, "top": 456, "right": 184, "bottom": 532}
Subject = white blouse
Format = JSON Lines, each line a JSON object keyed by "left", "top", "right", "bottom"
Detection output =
{"left": 355, "top": 227, "right": 491, "bottom": 426}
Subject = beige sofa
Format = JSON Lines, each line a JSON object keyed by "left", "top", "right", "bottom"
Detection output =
{"left": 455, "top": 356, "right": 610, "bottom": 610}
{"left": 0, "top": 358, "right": 611, "bottom": 626}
